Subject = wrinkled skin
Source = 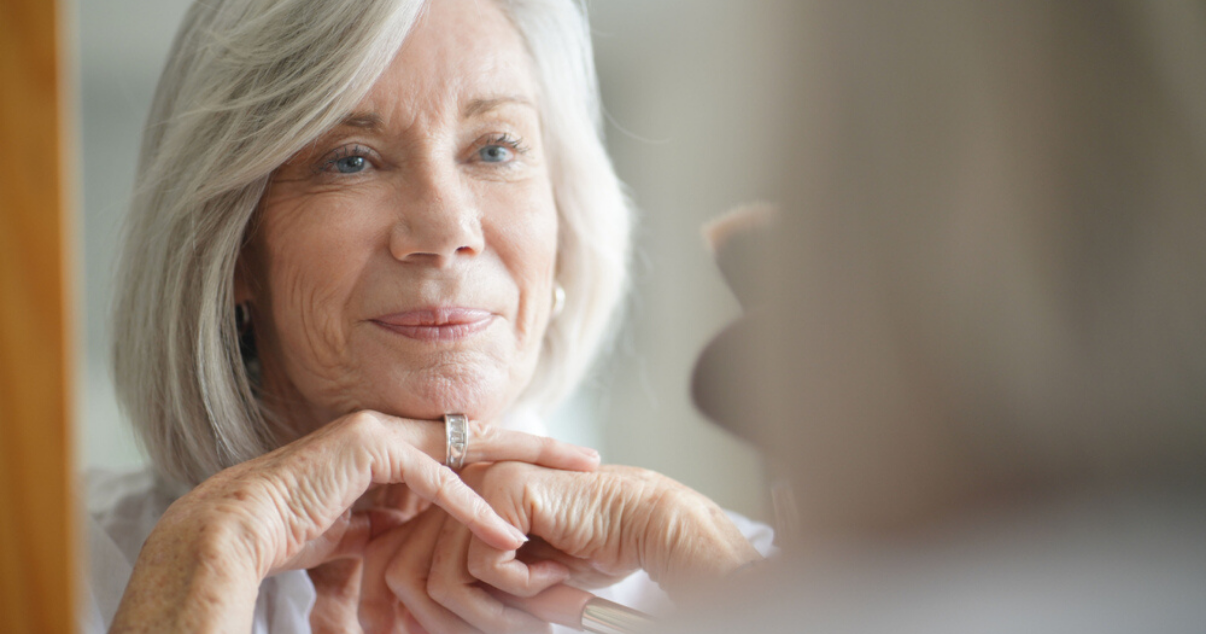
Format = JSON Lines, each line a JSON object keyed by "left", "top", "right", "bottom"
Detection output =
{"left": 109, "top": 411, "right": 598, "bottom": 633}
{"left": 360, "top": 463, "right": 763, "bottom": 633}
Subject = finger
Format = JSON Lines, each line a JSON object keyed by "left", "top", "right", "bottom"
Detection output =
{"left": 465, "top": 535, "right": 571, "bottom": 598}
{"left": 466, "top": 534, "right": 570, "bottom": 598}
{"left": 515, "top": 538, "right": 625, "bottom": 590}
{"left": 468, "top": 424, "right": 600, "bottom": 472}
{"left": 360, "top": 523, "right": 414, "bottom": 634}
{"left": 382, "top": 509, "right": 482, "bottom": 634}
{"left": 272, "top": 509, "right": 372, "bottom": 573}
{"left": 485, "top": 584, "right": 595, "bottom": 631}
{"left": 428, "top": 517, "right": 561, "bottom": 633}
{"left": 355, "top": 482, "right": 430, "bottom": 520}
{"left": 307, "top": 559, "right": 364, "bottom": 632}
{"left": 374, "top": 413, "right": 599, "bottom": 472}
{"left": 383, "top": 442, "right": 527, "bottom": 551}
{"left": 366, "top": 507, "right": 414, "bottom": 539}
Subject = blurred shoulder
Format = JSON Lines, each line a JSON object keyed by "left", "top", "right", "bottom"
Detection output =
{"left": 85, "top": 467, "right": 182, "bottom": 562}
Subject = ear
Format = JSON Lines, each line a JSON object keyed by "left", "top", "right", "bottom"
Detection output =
{"left": 233, "top": 252, "right": 255, "bottom": 305}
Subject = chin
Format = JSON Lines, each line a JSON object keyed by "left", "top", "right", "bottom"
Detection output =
{"left": 367, "top": 367, "right": 517, "bottom": 424}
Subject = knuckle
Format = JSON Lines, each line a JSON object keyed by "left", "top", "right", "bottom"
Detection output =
{"left": 425, "top": 575, "right": 454, "bottom": 605}
{"left": 492, "top": 605, "right": 526, "bottom": 634}
{"left": 487, "top": 461, "right": 526, "bottom": 488}
{"left": 342, "top": 410, "right": 383, "bottom": 438}
{"left": 465, "top": 555, "right": 493, "bottom": 581}
{"left": 537, "top": 435, "right": 559, "bottom": 457}
{"left": 360, "top": 611, "right": 388, "bottom": 634}
{"left": 469, "top": 418, "right": 492, "bottom": 440}
{"left": 431, "top": 465, "right": 464, "bottom": 503}
{"left": 470, "top": 419, "right": 499, "bottom": 454}
{"left": 473, "top": 467, "right": 506, "bottom": 499}
{"left": 385, "top": 560, "right": 425, "bottom": 598}
{"left": 435, "top": 463, "right": 460, "bottom": 489}
{"left": 468, "top": 491, "right": 495, "bottom": 524}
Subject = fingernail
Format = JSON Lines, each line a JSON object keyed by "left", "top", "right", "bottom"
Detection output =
{"left": 507, "top": 524, "right": 529, "bottom": 544}
{"left": 580, "top": 447, "right": 600, "bottom": 461}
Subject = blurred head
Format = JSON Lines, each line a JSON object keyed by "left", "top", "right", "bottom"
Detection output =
{"left": 114, "top": 0, "right": 631, "bottom": 486}
{"left": 696, "top": 0, "right": 1206, "bottom": 540}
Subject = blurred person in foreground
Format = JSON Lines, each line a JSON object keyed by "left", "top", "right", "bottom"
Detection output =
{"left": 473, "top": 1, "right": 1206, "bottom": 631}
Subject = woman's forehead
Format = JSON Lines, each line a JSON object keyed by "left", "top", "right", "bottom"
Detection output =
{"left": 360, "top": 0, "right": 539, "bottom": 122}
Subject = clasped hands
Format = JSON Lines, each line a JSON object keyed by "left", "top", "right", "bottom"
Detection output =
{"left": 359, "top": 461, "right": 760, "bottom": 633}
{"left": 112, "top": 411, "right": 759, "bottom": 634}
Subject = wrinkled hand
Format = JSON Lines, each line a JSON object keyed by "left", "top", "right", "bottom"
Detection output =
{"left": 360, "top": 462, "right": 762, "bottom": 634}
{"left": 464, "top": 463, "right": 761, "bottom": 598}
{"left": 360, "top": 505, "right": 569, "bottom": 634}
{"left": 110, "top": 411, "right": 598, "bottom": 633}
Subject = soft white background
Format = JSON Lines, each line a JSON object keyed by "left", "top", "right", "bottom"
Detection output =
{"left": 74, "top": 0, "right": 800, "bottom": 522}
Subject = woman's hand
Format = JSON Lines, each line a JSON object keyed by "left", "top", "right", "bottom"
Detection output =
{"left": 468, "top": 463, "right": 761, "bottom": 599}
{"left": 360, "top": 505, "right": 566, "bottom": 634}
{"left": 360, "top": 463, "right": 763, "bottom": 634}
{"left": 109, "top": 411, "right": 598, "bottom": 634}
{"left": 361, "top": 503, "right": 594, "bottom": 634}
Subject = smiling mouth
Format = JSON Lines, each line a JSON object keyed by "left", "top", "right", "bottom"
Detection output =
{"left": 371, "top": 307, "right": 495, "bottom": 342}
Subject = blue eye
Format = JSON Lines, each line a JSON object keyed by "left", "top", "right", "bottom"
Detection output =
{"left": 334, "top": 155, "right": 367, "bottom": 174}
{"left": 478, "top": 145, "right": 513, "bottom": 163}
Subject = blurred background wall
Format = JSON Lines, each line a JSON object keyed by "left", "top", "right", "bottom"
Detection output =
{"left": 75, "top": 0, "right": 802, "bottom": 522}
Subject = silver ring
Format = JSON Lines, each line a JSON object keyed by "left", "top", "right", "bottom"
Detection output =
{"left": 581, "top": 597, "right": 654, "bottom": 634}
{"left": 444, "top": 413, "right": 468, "bottom": 470}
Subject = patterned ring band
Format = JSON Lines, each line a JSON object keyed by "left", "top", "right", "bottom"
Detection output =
{"left": 581, "top": 597, "right": 655, "bottom": 634}
{"left": 444, "top": 413, "right": 469, "bottom": 470}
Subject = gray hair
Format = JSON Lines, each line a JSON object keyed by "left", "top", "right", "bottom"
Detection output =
{"left": 113, "top": 0, "right": 631, "bottom": 487}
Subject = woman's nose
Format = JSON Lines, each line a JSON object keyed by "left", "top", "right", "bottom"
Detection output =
{"left": 388, "top": 166, "right": 484, "bottom": 265}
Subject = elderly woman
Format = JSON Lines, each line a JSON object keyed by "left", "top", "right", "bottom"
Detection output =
{"left": 87, "top": 0, "right": 771, "bottom": 633}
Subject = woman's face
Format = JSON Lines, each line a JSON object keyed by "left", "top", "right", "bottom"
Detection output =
{"left": 242, "top": 0, "right": 557, "bottom": 430}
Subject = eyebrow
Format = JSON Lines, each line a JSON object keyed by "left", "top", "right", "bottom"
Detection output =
{"left": 330, "top": 97, "right": 534, "bottom": 132}
{"left": 336, "top": 112, "right": 384, "bottom": 130}
{"left": 463, "top": 96, "right": 536, "bottom": 118}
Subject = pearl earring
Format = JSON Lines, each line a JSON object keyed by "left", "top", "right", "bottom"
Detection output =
{"left": 551, "top": 284, "right": 566, "bottom": 319}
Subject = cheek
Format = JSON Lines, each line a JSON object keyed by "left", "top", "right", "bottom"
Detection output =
{"left": 497, "top": 191, "right": 559, "bottom": 325}
{"left": 269, "top": 253, "right": 355, "bottom": 358}
{"left": 257, "top": 194, "right": 374, "bottom": 367}
{"left": 487, "top": 198, "right": 557, "bottom": 411}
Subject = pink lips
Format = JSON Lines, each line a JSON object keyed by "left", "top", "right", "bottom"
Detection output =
{"left": 371, "top": 307, "right": 495, "bottom": 342}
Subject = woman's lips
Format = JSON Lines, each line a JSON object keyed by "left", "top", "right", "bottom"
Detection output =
{"left": 371, "top": 307, "right": 495, "bottom": 342}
